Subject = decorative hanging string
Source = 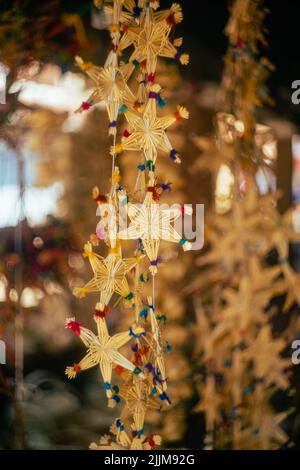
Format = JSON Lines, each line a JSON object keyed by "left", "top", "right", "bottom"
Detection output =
{"left": 109, "top": 5, "right": 122, "bottom": 197}
{"left": 152, "top": 273, "right": 155, "bottom": 310}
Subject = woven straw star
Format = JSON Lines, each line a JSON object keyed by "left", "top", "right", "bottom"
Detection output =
{"left": 90, "top": 429, "right": 161, "bottom": 450}
{"left": 119, "top": 4, "right": 188, "bottom": 75}
{"left": 218, "top": 276, "right": 270, "bottom": 332}
{"left": 233, "top": 407, "right": 289, "bottom": 450}
{"left": 103, "top": 0, "right": 138, "bottom": 30}
{"left": 94, "top": 0, "right": 137, "bottom": 48}
{"left": 119, "top": 380, "right": 160, "bottom": 440}
{"left": 65, "top": 317, "right": 144, "bottom": 397}
{"left": 260, "top": 208, "right": 300, "bottom": 309}
{"left": 194, "top": 375, "right": 223, "bottom": 436}
{"left": 113, "top": 84, "right": 188, "bottom": 164}
{"left": 243, "top": 325, "right": 290, "bottom": 390}
{"left": 90, "top": 436, "right": 127, "bottom": 450}
{"left": 197, "top": 197, "right": 269, "bottom": 271}
{"left": 108, "top": 417, "right": 159, "bottom": 450}
{"left": 76, "top": 56, "right": 135, "bottom": 135}
{"left": 118, "top": 192, "right": 192, "bottom": 274}
{"left": 73, "top": 242, "right": 141, "bottom": 309}
{"left": 143, "top": 296, "right": 167, "bottom": 390}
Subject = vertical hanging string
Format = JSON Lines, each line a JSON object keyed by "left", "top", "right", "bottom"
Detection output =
{"left": 146, "top": 4, "right": 151, "bottom": 78}
{"left": 111, "top": 131, "right": 117, "bottom": 193}
{"left": 146, "top": 3, "right": 156, "bottom": 342}
{"left": 152, "top": 274, "right": 155, "bottom": 310}
{"left": 109, "top": 3, "right": 121, "bottom": 197}
{"left": 135, "top": 263, "right": 140, "bottom": 324}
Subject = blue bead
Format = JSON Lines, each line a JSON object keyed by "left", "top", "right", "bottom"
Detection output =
{"left": 119, "top": 104, "right": 127, "bottom": 114}
{"left": 104, "top": 382, "right": 111, "bottom": 390}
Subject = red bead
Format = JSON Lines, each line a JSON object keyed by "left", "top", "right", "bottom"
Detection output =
{"left": 166, "top": 14, "right": 176, "bottom": 26}
{"left": 114, "top": 365, "right": 124, "bottom": 375}
{"left": 148, "top": 438, "right": 155, "bottom": 447}
{"left": 73, "top": 363, "right": 81, "bottom": 373}
{"left": 236, "top": 37, "right": 244, "bottom": 49}
{"left": 140, "top": 59, "right": 147, "bottom": 69}
{"left": 147, "top": 73, "right": 155, "bottom": 83}
{"left": 174, "top": 111, "right": 181, "bottom": 121}
{"left": 67, "top": 320, "right": 81, "bottom": 335}
{"left": 95, "top": 194, "right": 108, "bottom": 203}
{"left": 81, "top": 101, "right": 90, "bottom": 110}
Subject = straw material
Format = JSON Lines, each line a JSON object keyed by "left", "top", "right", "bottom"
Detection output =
{"left": 73, "top": 242, "right": 140, "bottom": 309}
{"left": 65, "top": 317, "right": 144, "bottom": 396}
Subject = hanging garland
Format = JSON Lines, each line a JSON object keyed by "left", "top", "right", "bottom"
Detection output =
{"left": 189, "top": 0, "right": 299, "bottom": 450}
{"left": 65, "top": 0, "right": 192, "bottom": 450}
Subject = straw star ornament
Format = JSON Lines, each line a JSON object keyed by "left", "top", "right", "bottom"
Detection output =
{"left": 76, "top": 57, "right": 135, "bottom": 135}
{"left": 97, "top": 0, "right": 135, "bottom": 48}
{"left": 119, "top": 380, "right": 161, "bottom": 439}
{"left": 73, "top": 242, "right": 141, "bottom": 309}
{"left": 194, "top": 375, "right": 223, "bottom": 436}
{"left": 119, "top": 4, "right": 188, "bottom": 75}
{"left": 142, "top": 296, "right": 167, "bottom": 389}
{"left": 113, "top": 84, "right": 189, "bottom": 164}
{"left": 118, "top": 194, "right": 192, "bottom": 274}
{"left": 90, "top": 428, "right": 161, "bottom": 450}
{"left": 243, "top": 326, "right": 290, "bottom": 390}
{"left": 65, "top": 317, "right": 144, "bottom": 396}
{"left": 97, "top": 0, "right": 137, "bottom": 33}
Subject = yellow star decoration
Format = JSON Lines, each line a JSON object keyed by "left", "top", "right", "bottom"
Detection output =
{"left": 242, "top": 409, "right": 290, "bottom": 450}
{"left": 142, "top": 296, "right": 167, "bottom": 390}
{"left": 75, "top": 56, "right": 135, "bottom": 135}
{"left": 262, "top": 208, "right": 300, "bottom": 311}
{"left": 65, "top": 316, "right": 145, "bottom": 397}
{"left": 90, "top": 425, "right": 161, "bottom": 450}
{"left": 118, "top": 192, "right": 192, "bottom": 274}
{"left": 215, "top": 276, "right": 269, "bottom": 333}
{"left": 119, "top": 4, "right": 188, "bottom": 75}
{"left": 119, "top": 380, "right": 160, "bottom": 444}
{"left": 112, "top": 84, "right": 189, "bottom": 164}
{"left": 102, "top": 0, "right": 140, "bottom": 33}
{"left": 243, "top": 325, "right": 290, "bottom": 390}
{"left": 97, "top": 0, "right": 136, "bottom": 49}
{"left": 197, "top": 189, "right": 272, "bottom": 271}
{"left": 194, "top": 375, "right": 223, "bottom": 438}
{"left": 73, "top": 242, "right": 141, "bottom": 309}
